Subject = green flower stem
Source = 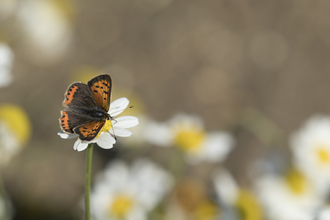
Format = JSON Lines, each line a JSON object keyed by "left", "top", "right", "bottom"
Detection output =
{"left": 85, "top": 143, "right": 93, "bottom": 220}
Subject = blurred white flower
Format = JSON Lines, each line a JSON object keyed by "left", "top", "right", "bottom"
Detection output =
{"left": 256, "top": 170, "right": 321, "bottom": 220}
{"left": 58, "top": 97, "right": 139, "bottom": 152}
{"left": 214, "top": 169, "right": 263, "bottom": 220}
{"left": 0, "top": 122, "right": 20, "bottom": 166}
{"left": 90, "top": 159, "right": 173, "bottom": 220}
{"left": 16, "top": 0, "right": 73, "bottom": 64}
{"left": 318, "top": 206, "right": 330, "bottom": 220}
{"left": 0, "top": 104, "right": 31, "bottom": 167}
{"left": 213, "top": 169, "right": 239, "bottom": 206}
{"left": 290, "top": 115, "right": 330, "bottom": 196}
{"left": 144, "top": 114, "right": 234, "bottom": 164}
{"left": 0, "top": 43, "right": 14, "bottom": 88}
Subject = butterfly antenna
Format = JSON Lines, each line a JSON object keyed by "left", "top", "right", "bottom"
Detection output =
{"left": 107, "top": 106, "right": 133, "bottom": 141}
{"left": 108, "top": 120, "right": 117, "bottom": 141}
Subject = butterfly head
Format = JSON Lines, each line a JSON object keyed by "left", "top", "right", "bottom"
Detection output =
{"left": 87, "top": 109, "right": 110, "bottom": 121}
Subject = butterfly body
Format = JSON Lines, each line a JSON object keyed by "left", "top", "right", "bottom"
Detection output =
{"left": 59, "top": 74, "right": 112, "bottom": 141}
{"left": 67, "top": 105, "right": 110, "bottom": 121}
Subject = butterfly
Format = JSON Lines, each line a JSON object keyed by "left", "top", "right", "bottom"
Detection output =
{"left": 59, "top": 74, "right": 112, "bottom": 141}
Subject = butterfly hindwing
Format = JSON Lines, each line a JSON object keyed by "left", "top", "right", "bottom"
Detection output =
{"left": 87, "top": 74, "right": 112, "bottom": 112}
{"left": 59, "top": 110, "right": 93, "bottom": 133}
{"left": 63, "top": 82, "right": 96, "bottom": 108}
{"left": 73, "top": 121, "right": 106, "bottom": 141}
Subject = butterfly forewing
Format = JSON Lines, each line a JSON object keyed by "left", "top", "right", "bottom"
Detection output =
{"left": 63, "top": 83, "right": 96, "bottom": 108}
{"left": 87, "top": 74, "right": 112, "bottom": 112}
{"left": 73, "top": 121, "right": 106, "bottom": 141}
{"left": 59, "top": 110, "right": 93, "bottom": 133}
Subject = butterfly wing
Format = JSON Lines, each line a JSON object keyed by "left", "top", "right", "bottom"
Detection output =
{"left": 60, "top": 75, "right": 111, "bottom": 141}
{"left": 87, "top": 74, "right": 112, "bottom": 112}
{"left": 62, "top": 82, "right": 96, "bottom": 108}
{"left": 73, "top": 121, "right": 106, "bottom": 141}
{"left": 59, "top": 110, "right": 93, "bottom": 133}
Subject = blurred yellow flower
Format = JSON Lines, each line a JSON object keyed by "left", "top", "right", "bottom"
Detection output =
{"left": 52, "top": 0, "right": 75, "bottom": 22}
{"left": 290, "top": 115, "right": 330, "bottom": 197}
{"left": 71, "top": 67, "right": 102, "bottom": 84}
{"left": 0, "top": 104, "right": 31, "bottom": 145}
{"left": 114, "top": 90, "right": 146, "bottom": 117}
{"left": 90, "top": 159, "right": 173, "bottom": 220}
{"left": 236, "top": 189, "right": 263, "bottom": 220}
{"left": 285, "top": 168, "right": 308, "bottom": 195}
{"left": 193, "top": 200, "right": 218, "bottom": 220}
{"left": 145, "top": 114, "right": 235, "bottom": 164}
{"left": 0, "top": 104, "right": 31, "bottom": 166}
{"left": 111, "top": 88, "right": 147, "bottom": 147}
{"left": 256, "top": 173, "right": 320, "bottom": 220}
{"left": 316, "top": 144, "right": 330, "bottom": 165}
{"left": 108, "top": 194, "right": 134, "bottom": 219}
{"left": 174, "top": 127, "right": 206, "bottom": 153}
{"left": 214, "top": 169, "right": 263, "bottom": 220}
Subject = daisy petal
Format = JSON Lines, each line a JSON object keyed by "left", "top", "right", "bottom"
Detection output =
{"left": 113, "top": 116, "right": 139, "bottom": 128}
{"left": 112, "top": 126, "right": 132, "bottom": 137}
{"left": 97, "top": 133, "right": 116, "bottom": 149}
{"left": 143, "top": 121, "right": 172, "bottom": 147}
{"left": 57, "top": 131, "right": 78, "bottom": 139}
{"left": 203, "top": 132, "right": 234, "bottom": 162}
{"left": 73, "top": 139, "right": 89, "bottom": 151}
{"left": 109, "top": 97, "right": 129, "bottom": 117}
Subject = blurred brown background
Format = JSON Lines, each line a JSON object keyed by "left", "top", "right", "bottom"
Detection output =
{"left": 1, "top": 0, "right": 330, "bottom": 219}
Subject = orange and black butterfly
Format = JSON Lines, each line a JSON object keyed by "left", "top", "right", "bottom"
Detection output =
{"left": 59, "top": 74, "right": 112, "bottom": 141}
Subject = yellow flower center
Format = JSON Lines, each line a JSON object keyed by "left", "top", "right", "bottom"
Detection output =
{"left": 316, "top": 145, "right": 330, "bottom": 165}
{"left": 102, "top": 120, "right": 112, "bottom": 132}
{"left": 285, "top": 169, "right": 307, "bottom": 195}
{"left": 109, "top": 194, "right": 134, "bottom": 218}
{"left": 0, "top": 104, "right": 31, "bottom": 145}
{"left": 174, "top": 128, "right": 206, "bottom": 152}
{"left": 235, "top": 189, "right": 263, "bottom": 220}
{"left": 95, "top": 120, "right": 112, "bottom": 139}
{"left": 194, "top": 200, "right": 218, "bottom": 220}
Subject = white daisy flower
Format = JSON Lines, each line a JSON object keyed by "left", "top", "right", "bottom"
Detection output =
{"left": 0, "top": 122, "right": 20, "bottom": 166}
{"left": 213, "top": 169, "right": 263, "bottom": 220}
{"left": 0, "top": 104, "right": 31, "bottom": 166}
{"left": 213, "top": 169, "right": 239, "bottom": 206}
{"left": 58, "top": 97, "right": 139, "bottom": 151}
{"left": 290, "top": 115, "right": 330, "bottom": 196}
{"left": 318, "top": 206, "right": 330, "bottom": 220}
{"left": 90, "top": 159, "right": 173, "bottom": 220}
{"left": 144, "top": 114, "right": 234, "bottom": 163}
{"left": 16, "top": 0, "right": 73, "bottom": 64}
{"left": 255, "top": 170, "right": 321, "bottom": 220}
{"left": 0, "top": 43, "right": 14, "bottom": 88}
